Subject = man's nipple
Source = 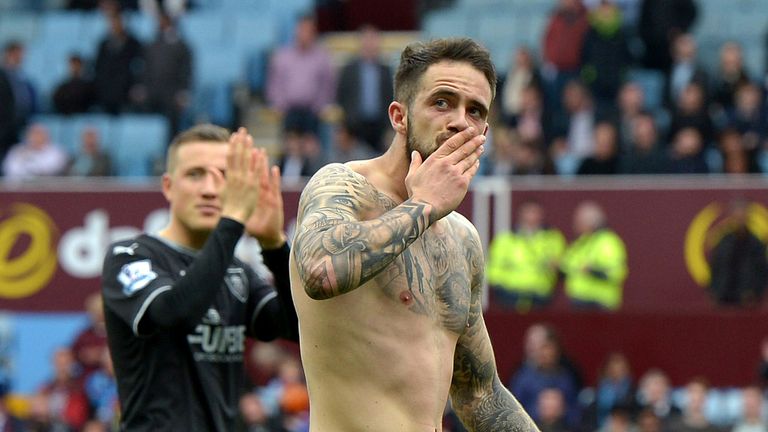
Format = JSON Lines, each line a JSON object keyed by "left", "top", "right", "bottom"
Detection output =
{"left": 399, "top": 290, "right": 414, "bottom": 305}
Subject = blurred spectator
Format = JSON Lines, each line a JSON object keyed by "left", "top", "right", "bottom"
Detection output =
{"left": 81, "top": 420, "right": 108, "bottom": 432}
{"left": 638, "top": 0, "right": 697, "bottom": 71}
{"left": 277, "top": 127, "right": 326, "bottom": 184}
{"left": 536, "top": 388, "right": 572, "bottom": 432}
{"left": 133, "top": 11, "right": 192, "bottom": 135}
{"left": 70, "top": 293, "right": 108, "bottom": 378}
{"left": 637, "top": 408, "right": 663, "bottom": 432}
{"left": 139, "top": 0, "right": 188, "bottom": 20}
{"left": 237, "top": 393, "right": 287, "bottom": 432}
{"left": 666, "top": 35, "right": 709, "bottom": 109}
{"left": 725, "top": 83, "right": 767, "bottom": 168}
{"left": 245, "top": 342, "right": 289, "bottom": 389}
{"left": 669, "top": 82, "right": 714, "bottom": 145}
{"left": 326, "top": 123, "right": 378, "bottom": 164}
{"left": 27, "top": 393, "right": 67, "bottom": 432}
{"left": 708, "top": 199, "right": 768, "bottom": 306}
{"left": 560, "top": 201, "right": 628, "bottom": 310}
{"left": 667, "top": 377, "right": 719, "bottom": 432}
{"left": 83, "top": 349, "right": 118, "bottom": 427}
{"left": 510, "top": 85, "right": 551, "bottom": 145}
{"left": 66, "top": 127, "right": 113, "bottom": 177}
{"left": 551, "top": 80, "right": 596, "bottom": 175}
{"left": 2, "top": 123, "right": 69, "bottom": 180}
{"left": 480, "top": 127, "right": 550, "bottom": 176}
{"left": 614, "top": 82, "right": 646, "bottom": 151}
{"left": 580, "top": 0, "right": 632, "bottom": 110}
{"left": 583, "top": 0, "right": 642, "bottom": 29}
{"left": 486, "top": 200, "right": 566, "bottom": 311}
{"left": 599, "top": 405, "right": 635, "bottom": 432}
{"left": 67, "top": 0, "right": 139, "bottom": 10}
{"left": 618, "top": 112, "right": 670, "bottom": 174}
{"left": 335, "top": 24, "right": 393, "bottom": 151}
{"left": 66, "top": 0, "right": 100, "bottom": 9}
{"left": 479, "top": 126, "right": 517, "bottom": 176}
{"left": 522, "top": 323, "right": 585, "bottom": 390}
{"left": 501, "top": 47, "right": 543, "bottom": 123}
{"left": 267, "top": 14, "right": 336, "bottom": 137}
{"left": 0, "top": 386, "right": 25, "bottom": 432}
{"left": 759, "top": 337, "right": 768, "bottom": 388}
{"left": 583, "top": 352, "right": 637, "bottom": 430}
{"left": 0, "top": 41, "right": 37, "bottom": 165}
{"left": 93, "top": 8, "right": 143, "bottom": 114}
{"left": 636, "top": 369, "right": 681, "bottom": 425}
{"left": 38, "top": 348, "right": 89, "bottom": 431}
{"left": 509, "top": 326, "right": 581, "bottom": 427}
{"left": 541, "top": 0, "right": 590, "bottom": 114}
{"left": 732, "top": 385, "right": 768, "bottom": 432}
{"left": 668, "top": 127, "right": 709, "bottom": 174}
{"left": 53, "top": 54, "right": 97, "bottom": 115}
{"left": 258, "top": 357, "right": 307, "bottom": 418}
{"left": 711, "top": 42, "right": 752, "bottom": 115}
{"left": 576, "top": 121, "right": 620, "bottom": 175}
{"left": 717, "top": 129, "right": 758, "bottom": 175}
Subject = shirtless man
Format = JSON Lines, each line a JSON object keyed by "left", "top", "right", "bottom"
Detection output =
{"left": 290, "top": 38, "right": 539, "bottom": 431}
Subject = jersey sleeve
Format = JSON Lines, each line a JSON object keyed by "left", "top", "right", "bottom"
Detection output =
{"left": 102, "top": 218, "right": 246, "bottom": 337}
{"left": 101, "top": 239, "right": 176, "bottom": 337}
{"left": 245, "top": 243, "right": 299, "bottom": 342}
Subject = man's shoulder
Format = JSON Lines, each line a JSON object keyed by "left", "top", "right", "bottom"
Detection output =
{"left": 445, "top": 212, "right": 479, "bottom": 236}
{"left": 105, "top": 234, "right": 167, "bottom": 262}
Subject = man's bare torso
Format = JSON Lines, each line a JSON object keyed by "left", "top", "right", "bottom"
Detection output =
{"left": 290, "top": 163, "right": 483, "bottom": 431}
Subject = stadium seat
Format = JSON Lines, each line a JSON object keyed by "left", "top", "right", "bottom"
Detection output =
{"left": 178, "top": 11, "right": 226, "bottom": 51}
{"left": 422, "top": 10, "right": 470, "bottom": 39}
{"left": 0, "top": 12, "right": 40, "bottom": 46}
{"left": 112, "top": 114, "right": 170, "bottom": 177}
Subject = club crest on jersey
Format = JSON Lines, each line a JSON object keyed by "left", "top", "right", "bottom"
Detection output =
{"left": 224, "top": 268, "right": 248, "bottom": 302}
{"left": 202, "top": 308, "right": 222, "bottom": 325}
{"left": 118, "top": 260, "right": 157, "bottom": 296}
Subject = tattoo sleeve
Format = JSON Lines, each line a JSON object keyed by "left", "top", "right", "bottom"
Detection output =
{"left": 292, "top": 164, "right": 433, "bottom": 300}
{"left": 450, "top": 231, "right": 540, "bottom": 432}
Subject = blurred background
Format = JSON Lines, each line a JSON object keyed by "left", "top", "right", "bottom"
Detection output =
{"left": 2, "top": 0, "right": 768, "bottom": 430}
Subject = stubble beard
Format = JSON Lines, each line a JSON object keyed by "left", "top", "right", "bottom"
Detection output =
{"left": 405, "top": 112, "right": 451, "bottom": 161}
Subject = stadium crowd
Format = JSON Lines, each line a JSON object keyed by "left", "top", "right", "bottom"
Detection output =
{"left": 2, "top": 0, "right": 768, "bottom": 179}
{"left": 4, "top": 298, "right": 767, "bottom": 432}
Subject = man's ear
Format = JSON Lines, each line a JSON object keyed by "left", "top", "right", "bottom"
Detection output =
{"left": 388, "top": 101, "right": 407, "bottom": 135}
{"left": 161, "top": 173, "right": 173, "bottom": 202}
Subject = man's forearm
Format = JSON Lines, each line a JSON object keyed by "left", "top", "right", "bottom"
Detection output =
{"left": 456, "top": 378, "right": 540, "bottom": 432}
{"left": 294, "top": 199, "right": 432, "bottom": 299}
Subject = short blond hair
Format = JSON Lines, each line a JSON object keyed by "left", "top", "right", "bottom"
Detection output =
{"left": 166, "top": 124, "right": 230, "bottom": 173}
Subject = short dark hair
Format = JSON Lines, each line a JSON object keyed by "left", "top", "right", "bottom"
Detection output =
{"left": 166, "top": 123, "right": 230, "bottom": 173}
{"left": 3, "top": 40, "right": 22, "bottom": 54}
{"left": 394, "top": 38, "right": 497, "bottom": 107}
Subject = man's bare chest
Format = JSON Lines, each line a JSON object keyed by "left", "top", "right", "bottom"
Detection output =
{"left": 374, "top": 223, "right": 473, "bottom": 333}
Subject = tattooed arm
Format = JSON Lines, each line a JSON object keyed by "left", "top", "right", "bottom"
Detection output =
{"left": 449, "top": 227, "right": 539, "bottom": 432}
{"left": 292, "top": 164, "right": 435, "bottom": 300}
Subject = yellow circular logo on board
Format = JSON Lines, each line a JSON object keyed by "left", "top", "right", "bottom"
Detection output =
{"left": 0, "top": 203, "right": 58, "bottom": 298}
{"left": 684, "top": 201, "right": 768, "bottom": 287}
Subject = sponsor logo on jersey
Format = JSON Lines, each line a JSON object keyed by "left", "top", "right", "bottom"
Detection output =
{"left": 202, "top": 308, "right": 222, "bottom": 325}
{"left": 224, "top": 268, "right": 248, "bottom": 303}
{"left": 112, "top": 243, "right": 139, "bottom": 256}
{"left": 118, "top": 260, "right": 158, "bottom": 296}
{"left": 187, "top": 324, "right": 246, "bottom": 363}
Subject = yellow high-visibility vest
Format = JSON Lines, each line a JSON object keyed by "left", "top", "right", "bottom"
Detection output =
{"left": 560, "top": 228, "right": 628, "bottom": 310}
{"left": 486, "top": 228, "right": 566, "bottom": 298}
